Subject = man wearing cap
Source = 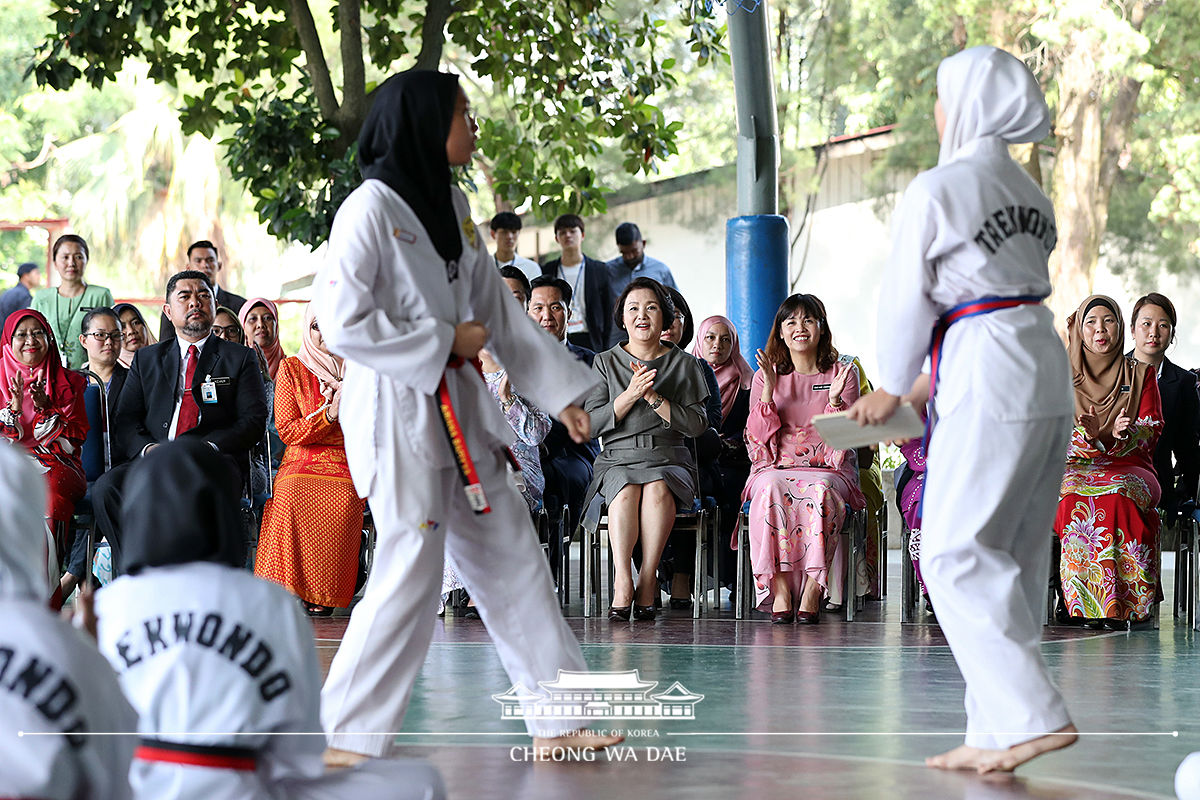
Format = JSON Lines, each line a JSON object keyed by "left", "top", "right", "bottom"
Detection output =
{"left": 604, "top": 222, "right": 676, "bottom": 346}
{"left": 0, "top": 262, "right": 42, "bottom": 329}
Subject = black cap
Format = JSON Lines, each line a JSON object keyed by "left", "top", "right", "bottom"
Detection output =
{"left": 614, "top": 222, "right": 642, "bottom": 246}
{"left": 16, "top": 263, "right": 38, "bottom": 278}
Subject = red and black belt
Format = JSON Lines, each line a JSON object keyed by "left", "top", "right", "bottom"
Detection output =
{"left": 135, "top": 738, "right": 258, "bottom": 771}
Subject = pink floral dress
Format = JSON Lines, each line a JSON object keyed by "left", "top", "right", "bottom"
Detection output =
{"left": 741, "top": 366, "right": 866, "bottom": 611}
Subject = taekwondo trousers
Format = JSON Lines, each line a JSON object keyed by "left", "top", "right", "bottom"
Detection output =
{"left": 919, "top": 397, "right": 1072, "bottom": 750}
{"left": 322, "top": 447, "right": 588, "bottom": 757}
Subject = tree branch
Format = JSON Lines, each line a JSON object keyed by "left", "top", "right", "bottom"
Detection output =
{"left": 289, "top": 0, "right": 339, "bottom": 119}
{"left": 336, "top": 0, "right": 366, "bottom": 138}
{"left": 414, "top": 0, "right": 452, "bottom": 71}
{"left": 1098, "top": 0, "right": 1155, "bottom": 203}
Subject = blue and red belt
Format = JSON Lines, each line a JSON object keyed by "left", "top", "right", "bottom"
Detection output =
{"left": 135, "top": 738, "right": 257, "bottom": 771}
{"left": 439, "top": 356, "right": 524, "bottom": 515}
{"left": 916, "top": 294, "right": 1044, "bottom": 525}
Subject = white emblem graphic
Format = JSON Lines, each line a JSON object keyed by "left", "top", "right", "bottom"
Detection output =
{"left": 493, "top": 670, "right": 704, "bottom": 720}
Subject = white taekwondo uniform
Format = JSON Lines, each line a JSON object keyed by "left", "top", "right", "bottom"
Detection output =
{"left": 0, "top": 440, "right": 137, "bottom": 800}
{"left": 97, "top": 562, "right": 443, "bottom": 799}
{"left": 313, "top": 180, "right": 600, "bottom": 756}
{"left": 875, "top": 46, "right": 1074, "bottom": 749}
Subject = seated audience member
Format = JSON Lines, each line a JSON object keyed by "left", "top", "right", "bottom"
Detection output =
{"left": 583, "top": 277, "right": 709, "bottom": 621}
{"left": 1128, "top": 292, "right": 1199, "bottom": 527}
{"left": 60, "top": 306, "right": 129, "bottom": 597}
{"left": 743, "top": 294, "right": 865, "bottom": 624}
{"left": 838, "top": 352, "right": 886, "bottom": 600}
{"left": 96, "top": 438, "right": 446, "bottom": 799}
{"left": 528, "top": 275, "right": 600, "bottom": 539}
{"left": 240, "top": 297, "right": 287, "bottom": 382}
{"left": 499, "top": 265, "right": 532, "bottom": 307}
{"left": 490, "top": 212, "right": 540, "bottom": 281}
{"left": 0, "top": 309, "right": 88, "bottom": 602}
{"left": 1057, "top": 295, "right": 1162, "bottom": 628}
{"left": 92, "top": 271, "right": 268, "bottom": 573}
{"left": 212, "top": 304, "right": 274, "bottom": 499}
{"left": 31, "top": 234, "right": 114, "bottom": 369}
{"left": 894, "top": 374, "right": 932, "bottom": 612}
{"left": 606, "top": 222, "right": 678, "bottom": 344}
{"left": 692, "top": 315, "right": 753, "bottom": 591}
{"left": 256, "top": 304, "right": 365, "bottom": 617}
{"left": 158, "top": 240, "right": 248, "bottom": 340}
{"left": 0, "top": 440, "right": 136, "bottom": 799}
{"left": 540, "top": 214, "right": 613, "bottom": 352}
{"left": 658, "top": 287, "right": 721, "bottom": 608}
{"left": 114, "top": 302, "right": 157, "bottom": 369}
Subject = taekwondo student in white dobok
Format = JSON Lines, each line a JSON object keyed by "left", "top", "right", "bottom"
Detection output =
{"left": 94, "top": 439, "right": 445, "bottom": 800}
{"left": 849, "top": 45, "right": 1078, "bottom": 773}
{"left": 313, "top": 70, "right": 622, "bottom": 765}
{"left": 0, "top": 439, "right": 137, "bottom": 800}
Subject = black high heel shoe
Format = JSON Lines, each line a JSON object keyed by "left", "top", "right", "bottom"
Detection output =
{"left": 608, "top": 605, "right": 632, "bottom": 621}
{"left": 633, "top": 604, "right": 657, "bottom": 621}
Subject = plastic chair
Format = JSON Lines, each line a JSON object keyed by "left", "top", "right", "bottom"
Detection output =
{"left": 734, "top": 499, "right": 865, "bottom": 621}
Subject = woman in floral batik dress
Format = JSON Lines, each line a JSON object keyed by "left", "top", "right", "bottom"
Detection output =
{"left": 1055, "top": 295, "right": 1163, "bottom": 628}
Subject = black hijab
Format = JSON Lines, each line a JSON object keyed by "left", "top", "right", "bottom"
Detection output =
{"left": 120, "top": 438, "right": 245, "bottom": 574}
{"left": 358, "top": 70, "right": 465, "bottom": 267}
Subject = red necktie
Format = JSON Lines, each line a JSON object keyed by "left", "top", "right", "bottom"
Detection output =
{"left": 177, "top": 344, "right": 200, "bottom": 435}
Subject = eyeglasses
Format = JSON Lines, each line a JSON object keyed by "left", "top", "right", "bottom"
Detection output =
{"left": 82, "top": 331, "right": 122, "bottom": 342}
{"left": 12, "top": 331, "right": 48, "bottom": 342}
{"left": 211, "top": 325, "right": 242, "bottom": 338}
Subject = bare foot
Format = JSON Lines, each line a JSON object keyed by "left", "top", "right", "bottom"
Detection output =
{"left": 925, "top": 744, "right": 1000, "bottom": 771}
{"left": 323, "top": 747, "right": 370, "bottom": 769}
{"left": 531, "top": 729, "right": 625, "bottom": 761}
{"left": 977, "top": 724, "right": 1078, "bottom": 774}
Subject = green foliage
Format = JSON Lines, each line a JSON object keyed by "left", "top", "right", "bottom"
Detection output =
{"left": 31, "top": 0, "right": 726, "bottom": 245}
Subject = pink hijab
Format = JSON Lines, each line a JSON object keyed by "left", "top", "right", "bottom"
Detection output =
{"left": 239, "top": 298, "right": 286, "bottom": 381}
{"left": 296, "top": 303, "right": 343, "bottom": 402}
{"left": 692, "top": 315, "right": 753, "bottom": 423}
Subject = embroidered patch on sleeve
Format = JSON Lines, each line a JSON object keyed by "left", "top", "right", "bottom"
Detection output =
{"left": 393, "top": 228, "right": 417, "bottom": 244}
{"left": 461, "top": 217, "right": 476, "bottom": 242}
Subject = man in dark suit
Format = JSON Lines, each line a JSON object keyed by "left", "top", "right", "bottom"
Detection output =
{"left": 158, "top": 240, "right": 247, "bottom": 341}
{"left": 94, "top": 270, "right": 267, "bottom": 573}
{"left": 539, "top": 214, "right": 612, "bottom": 352}
{"left": 528, "top": 277, "right": 600, "bottom": 560}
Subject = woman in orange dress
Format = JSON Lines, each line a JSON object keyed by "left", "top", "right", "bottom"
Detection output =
{"left": 255, "top": 303, "right": 365, "bottom": 616}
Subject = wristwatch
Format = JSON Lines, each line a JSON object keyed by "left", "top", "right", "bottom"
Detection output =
{"left": 648, "top": 395, "right": 665, "bottom": 410}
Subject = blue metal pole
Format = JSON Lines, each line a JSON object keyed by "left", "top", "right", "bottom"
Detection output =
{"left": 727, "top": 215, "right": 789, "bottom": 356}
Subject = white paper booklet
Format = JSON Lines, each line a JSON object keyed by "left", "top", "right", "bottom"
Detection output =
{"left": 812, "top": 403, "right": 925, "bottom": 451}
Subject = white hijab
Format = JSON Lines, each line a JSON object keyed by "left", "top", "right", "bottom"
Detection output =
{"left": 936, "top": 45, "right": 1051, "bottom": 165}
{"left": 0, "top": 440, "right": 50, "bottom": 601}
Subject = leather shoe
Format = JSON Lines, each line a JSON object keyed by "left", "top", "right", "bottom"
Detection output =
{"left": 771, "top": 609, "right": 795, "bottom": 624}
{"left": 608, "top": 605, "right": 632, "bottom": 621}
{"left": 796, "top": 608, "right": 820, "bottom": 625}
{"left": 669, "top": 598, "right": 693, "bottom": 610}
{"left": 633, "top": 604, "right": 657, "bottom": 621}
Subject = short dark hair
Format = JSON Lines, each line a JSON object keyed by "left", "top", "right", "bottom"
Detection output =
{"left": 490, "top": 212, "right": 522, "bottom": 232}
{"left": 530, "top": 275, "right": 572, "bottom": 306}
{"left": 613, "top": 277, "right": 674, "bottom": 333}
{"left": 554, "top": 214, "right": 585, "bottom": 235}
{"left": 187, "top": 240, "right": 219, "bottom": 259}
{"left": 51, "top": 234, "right": 89, "bottom": 261}
{"left": 1131, "top": 292, "right": 1177, "bottom": 330}
{"left": 765, "top": 293, "right": 838, "bottom": 375}
{"left": 81, "top": 306, "right": 121, "bottom": 333}
{"left": 165, "top": 270, "right": 214, "bottom": 299}
{"left": 16, "top": 262, "right": 38, "bottom": 278}
{"left": 663, "top": 286, "right": 694, "bottom": 347}
{"left": 498, "top": 266, "right": 531, "bottom": 305}
{"left": 615, "top": 222, "right": 642, "bottom": 246}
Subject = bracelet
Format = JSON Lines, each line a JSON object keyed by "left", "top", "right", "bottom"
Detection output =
{"left": 647, "top": 395, "right": 665, "bottom": 410}
{"left": 829, "top": 396, "right": 844, "bottom": 409}
{"left": 500, "top": 396, "right": 517, "bottom": 411}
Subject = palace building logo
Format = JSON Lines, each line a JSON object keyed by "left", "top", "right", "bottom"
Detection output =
{"left": 492, "top": 670, "right": 704, "bottom": 720}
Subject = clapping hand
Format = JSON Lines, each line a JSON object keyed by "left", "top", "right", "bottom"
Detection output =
{"left": 1077, "top": 404, "right": 1100, "bottom": 441}
{"left": 6, "top": 373, "right": 22, "bottom": 414}
{"left": 28, "top": 379, "right": 50, "bottom": 412}
{"left": 624, "top": 361, "right": 657, "bottom": 403}
{"left": 754, "top": 349, "right": 777, "bottom": 394}
{"left": 829, "top": 363, "right": 853, "bottom": 407}
{"left": 1112, "top": 407, "right": 1132, "bottom": 440}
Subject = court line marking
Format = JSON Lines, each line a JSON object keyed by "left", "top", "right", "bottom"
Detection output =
{"left": 312, "top": 635, "right": 1133, "bottom": 651}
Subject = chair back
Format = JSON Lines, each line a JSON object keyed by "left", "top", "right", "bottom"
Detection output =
{"left": 76, "top": 369, "right": 110, "bottom": 481}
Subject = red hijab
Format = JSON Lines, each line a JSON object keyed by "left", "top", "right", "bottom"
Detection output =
{"left": 239, "top": 298, "right": 286, "bottom": 382}
{"left": 0, "top": 309, "right": 85, "bottom": 446}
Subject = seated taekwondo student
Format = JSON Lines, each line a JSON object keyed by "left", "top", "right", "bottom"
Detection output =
{"left": 0, "top": 439, "right": 137, "bottom": 800}
{"left": 92, "top": 271, "right": 268, "bottom": 573}
{"left": 95, "top": 439, "right": 446, "bottom": 800}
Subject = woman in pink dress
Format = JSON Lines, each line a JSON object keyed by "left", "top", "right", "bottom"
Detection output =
{"left": 742, "top": 294, "right": 865, "bottom": 623}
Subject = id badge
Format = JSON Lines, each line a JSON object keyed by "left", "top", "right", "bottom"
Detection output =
{"left": 200, "top": 379, "right": 218, "bottom": 404}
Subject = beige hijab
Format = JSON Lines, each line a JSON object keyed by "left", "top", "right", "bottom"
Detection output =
{"left": 1066, "top": 295, "right": 1147, "bottom": 437}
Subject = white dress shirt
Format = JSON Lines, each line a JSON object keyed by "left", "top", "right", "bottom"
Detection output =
{"left": 167, "top": 333, "right": 212, "bottom": 441}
